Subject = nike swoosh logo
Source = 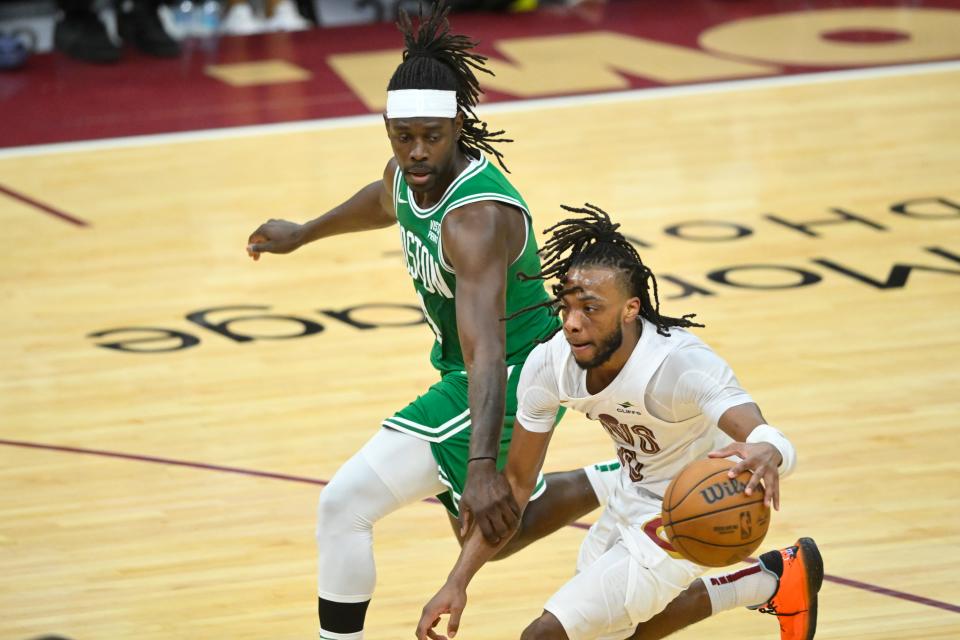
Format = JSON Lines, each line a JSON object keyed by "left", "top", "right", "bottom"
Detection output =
{"left": 398, "top": 198, "right": 408, "bottom": 204}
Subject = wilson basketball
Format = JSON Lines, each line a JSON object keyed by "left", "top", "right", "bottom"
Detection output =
{"left": 661, "top": 458, "right": 770, "bottom": 567}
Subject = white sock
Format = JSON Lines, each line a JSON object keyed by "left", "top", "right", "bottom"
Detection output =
{"left": 320, "top": 630, "right": 364, "bottom": 640}
{"left": 583, "top": 459, "right": 620, "bottom": 505}
{"left": 701, "top": 565, "right": 779, "bottom": 613}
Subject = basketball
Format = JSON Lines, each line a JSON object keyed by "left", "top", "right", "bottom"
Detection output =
{"left": 661, "top": 458, "right": 770, "bottom": 567}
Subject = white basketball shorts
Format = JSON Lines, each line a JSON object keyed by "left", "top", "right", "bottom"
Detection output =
{"left": 544, "top": 496, "right": 706, "bottom": 640}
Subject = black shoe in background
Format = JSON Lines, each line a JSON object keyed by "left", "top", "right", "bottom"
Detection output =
{"left": 54, "top": 11, "right": 121, "bottom": 63}
{"left": 117, "top": 2, "right": 181, "bottom": 58}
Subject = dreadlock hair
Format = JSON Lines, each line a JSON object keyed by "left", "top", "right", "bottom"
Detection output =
{"left": 508, "top": 203, "right": 704, "bottom": 339}
{"left": 388, "top": 0, "right": 512, "bottom": 171}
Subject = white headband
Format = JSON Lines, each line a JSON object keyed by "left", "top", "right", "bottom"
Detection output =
{"left": 386, "top": 89, "right": 458, "bottom": 119}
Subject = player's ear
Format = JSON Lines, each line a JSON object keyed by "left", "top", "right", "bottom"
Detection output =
{"left": 454, "top": 111, "right": 464, "bottom": 140}
{"left": 623, "top": 297, "right": 641, "bottom": 324}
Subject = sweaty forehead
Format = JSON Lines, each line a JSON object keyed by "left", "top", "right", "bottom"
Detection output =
{"left": 564, "top": 266, "right": 623, "bottom": 298}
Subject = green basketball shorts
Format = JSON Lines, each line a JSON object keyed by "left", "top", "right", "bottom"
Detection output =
{"left": 381, "top": 364, "right": 564, "bottom": 516}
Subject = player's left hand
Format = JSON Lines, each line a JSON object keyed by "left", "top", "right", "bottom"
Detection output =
{"left": 416, "top": 581, "right": 468, "bottom": 640}
{"left": 708, "top": 442, "right": 782, "bottom": 510}
{"left": 458, "top": 461, "right": 520, "bottom": 545}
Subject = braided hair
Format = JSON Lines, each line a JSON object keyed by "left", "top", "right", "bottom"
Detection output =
{"left": 388, "top": 1, "right": 512, "bottom": 171}
{"left": 510, "top": 203, "right": 704, "bottom": 338}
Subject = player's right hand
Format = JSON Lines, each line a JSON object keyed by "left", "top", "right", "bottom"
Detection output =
{"left": 416, "top": 581, "right": 467, "bottom": 640}
{"left": 246, "top": 218, "right": 304, "bottom": 260}
{"left": 459, "top": 463, "right": 520, "bottom": 545}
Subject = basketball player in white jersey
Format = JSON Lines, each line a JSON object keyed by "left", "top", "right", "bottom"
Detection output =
{"left": 417, "top": 204, "right": 823, "bottom": 640}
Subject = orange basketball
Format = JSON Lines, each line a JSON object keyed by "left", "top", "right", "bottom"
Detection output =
{"left": 661, "top": 458, "right": 770, "bottom": 567}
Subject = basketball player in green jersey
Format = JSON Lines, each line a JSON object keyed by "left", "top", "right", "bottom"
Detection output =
{"left": 246, "top": 4, "right": 617, "bottom": 639}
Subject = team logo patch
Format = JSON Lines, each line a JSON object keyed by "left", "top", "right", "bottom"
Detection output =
{"left": 616, "top": 401, "right": 643, "bottom": 415}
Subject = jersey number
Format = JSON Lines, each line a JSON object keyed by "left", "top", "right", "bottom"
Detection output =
{"left": 599, "top": 414, "right": 661, "bottom": 483}
{"left": 617, "top": 447, "right": 645, "bottom": 482}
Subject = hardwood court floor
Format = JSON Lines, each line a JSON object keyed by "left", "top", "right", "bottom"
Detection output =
{"left": 2, "top": 64, "right": 959, "bottom": 639}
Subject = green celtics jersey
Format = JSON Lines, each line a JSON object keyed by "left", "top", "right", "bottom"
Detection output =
{"left": 392, "top": 155, "right": 560, "bottom": 373}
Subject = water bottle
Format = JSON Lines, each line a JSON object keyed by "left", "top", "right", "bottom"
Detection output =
{"left": 173, "top": 0, "right": 195, "bottom": 37}
{"left": 199, "top": 0, "right": 221, "bottom": 37}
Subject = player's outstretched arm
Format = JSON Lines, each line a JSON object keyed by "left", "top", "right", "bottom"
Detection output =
{"left": 441, "top": 202, "right": 526, "bottom": 546}
{"left": 416, "top": 423, "right": 552, "bottom": 640}
{"left": 245, "top": 159, "right": 398, "bottom": 260}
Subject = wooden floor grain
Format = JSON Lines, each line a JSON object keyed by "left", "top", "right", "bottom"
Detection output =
{"left": 2, "top": 66, "right": 959, "bottom": 639}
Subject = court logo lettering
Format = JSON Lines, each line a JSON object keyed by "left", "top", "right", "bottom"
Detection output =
{"left": 90, "top": 195, "right": 960, "bottom": 353}
{"left": 88, "top": 303, "right": 426, "bottom": 353}
{"left": 624, "top": 196, "right": 960, "bottom": 301}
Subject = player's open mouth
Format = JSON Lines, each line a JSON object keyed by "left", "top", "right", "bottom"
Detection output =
{"left": 406, "top": 169, "right": 432, "bottom": 185}
{"left": 569, "top": 341, "right": 592, "bottom": 353}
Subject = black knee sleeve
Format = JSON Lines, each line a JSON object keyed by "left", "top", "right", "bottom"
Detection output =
{"left": 318, "top": 597, "right": 371, "bottom": 634}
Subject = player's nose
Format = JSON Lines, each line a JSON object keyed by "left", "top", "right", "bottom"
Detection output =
{"left": 409, "top": 138, "right": 428, "bottom": 161}
{"left": 563, "top": 309, "right": 584, "bottom": 332}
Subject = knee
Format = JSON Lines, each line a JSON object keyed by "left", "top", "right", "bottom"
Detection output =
{"left": 318, "top": 479, "right": 349, "bottom": 521}
{"left": 317, "top": 477, "right": 368, "bottom": 541}
{"left": 520, "top": 612, "right": 568, "bottom": 640}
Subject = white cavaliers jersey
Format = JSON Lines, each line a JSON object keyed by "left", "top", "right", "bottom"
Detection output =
{"left": 516, "top": 318, "right": 753, "bottom": 524}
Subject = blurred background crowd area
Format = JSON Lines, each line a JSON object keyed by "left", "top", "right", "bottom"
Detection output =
{"left": 0, "top": 0, "right": 599, "bottom": 66}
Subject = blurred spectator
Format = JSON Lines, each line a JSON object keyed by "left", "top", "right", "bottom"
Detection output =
{"left": 0, "top": 26, "right": 36, "bottom": 69}
{"left": 54, "top": 0, "right": 180, "bottom": 62}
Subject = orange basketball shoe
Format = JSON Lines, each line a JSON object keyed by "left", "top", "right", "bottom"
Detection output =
{"left": 750, "top": 537, "right": 823, "bottom": 640}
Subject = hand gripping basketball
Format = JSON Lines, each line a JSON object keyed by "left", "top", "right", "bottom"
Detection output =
{"left": 661, "top": 458, "right": 771, "bottom": 567}
{"left": 709, "top": 440, "right": 783, "bottom": 510}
